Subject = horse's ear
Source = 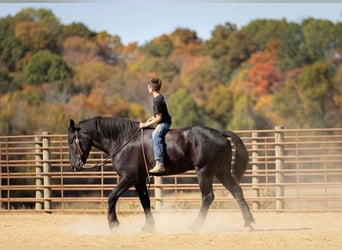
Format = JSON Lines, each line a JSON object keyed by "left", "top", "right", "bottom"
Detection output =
{"left": 95, "top": 116, "right": 101, "bottom": 134}
{"left": 69, "top": 119, "right": 80, "bottom": 131}
{"left": 69, "top": 119, "right": 76, "bottom": 131}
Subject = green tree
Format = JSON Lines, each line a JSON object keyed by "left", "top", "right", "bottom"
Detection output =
{"left": 301, "top": 18, "right": 339, "bottom": 63}
{"left": 168, "top": 88, "right": 204, "bottom": 128}
{"left": 205, "top": 85, "right": 234, "bottom": 128}
{"left": 138, "top": 57, "right": 179, "bottom": 83}
{"left": 24, "top": 50, "right": 72, "bottom": 85}
{"left": 243, "top": 19, "right": 307, "bottom": 70}
{"left": 62, "top": 22, "right": 96, "bottom": 39}
{"left": 140, "top": 35, "right": 173, "bottom": 58}
{"left": 276, "top": 22, "right": 305, "bottom": 70}
{"left": 171, "top": 28, "right": 200, "bottom": 46}
{"left": 298, "top": 61, "right": 335, "bottom": 127}
{"left": 0, "top": 16, "right": 27, "bottom": 71}
{"left": 274, "top": 61, "right": 338, "bottom": 128}
{"left": 204, "top": 22, "right": 256, "bottom": 83}
{"left": 0, "top": 68, "right": 17, "bottom": 93}
{"left": 228, "top": 94, "right": 256, "bottom": 130}
{"left": 204, "top": 22, "right": 237, "bottom": 58}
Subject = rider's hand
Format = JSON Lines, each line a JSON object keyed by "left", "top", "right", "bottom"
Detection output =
{"left": 139, "top": 122, "right": 146, "bottom": 128}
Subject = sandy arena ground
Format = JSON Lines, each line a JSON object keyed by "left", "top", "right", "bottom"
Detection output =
{"left": 0, "top": 211, "right": 342, "bottom": 249}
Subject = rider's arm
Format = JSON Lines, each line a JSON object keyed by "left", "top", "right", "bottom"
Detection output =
{"left": 139, "top": 113, "right": 161, "bottom": 128}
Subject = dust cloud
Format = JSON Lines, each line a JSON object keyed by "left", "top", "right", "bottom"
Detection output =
{"left": 62, "top": 212, "right": 244, "bottom": 236}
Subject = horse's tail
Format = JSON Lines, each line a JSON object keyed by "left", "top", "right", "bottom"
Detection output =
{"left": 222, "top": 130, "right": 249, "bottom": 183}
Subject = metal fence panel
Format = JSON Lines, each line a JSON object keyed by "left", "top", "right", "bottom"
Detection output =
{"left": 1, "top": 127, "right": 342, "bottom": 212}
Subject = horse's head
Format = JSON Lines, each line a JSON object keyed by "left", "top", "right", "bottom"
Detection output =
{"left": 67, "top": 119, "right": 91, "bottom": 171}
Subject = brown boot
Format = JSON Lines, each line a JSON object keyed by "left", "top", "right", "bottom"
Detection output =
{"left": 149, "top": 161, "right": 166, "bottom": 174}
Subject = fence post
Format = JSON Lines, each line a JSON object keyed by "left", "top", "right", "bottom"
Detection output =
{"left": 0, "top": 143, "right": 2, "bottom": 210}
{"left": 251, "top": 132, "right": 260, "bottom": 210}
{"left": 275, "top": 126, "right": 285, "bottom": 210}
{"left": 42, "top": 132, "right": 51, "bottom": 212}
{"left": 35, "top": 136, "right": 43, "bottom": 210}
{"left": 155, "top": 176, "right": 163, "bottom": 211}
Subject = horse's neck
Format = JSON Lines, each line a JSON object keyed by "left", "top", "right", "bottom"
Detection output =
{"left": 90, "top": 117, "right": 138, "bottom": 154}
{"left": 92, "top": 134, "right": 121, "bottom": 155}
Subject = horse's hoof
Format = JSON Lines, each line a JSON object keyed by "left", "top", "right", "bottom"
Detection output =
{"left": 108, "top": 221, "right": 120, "bottom": 230}
{"left": 142, "top": 224, "right": 155, "bottom": 233}
{"left": 242, "top": 224, "right": 254, "bottom": 232}
{"left": 189, "top": 222, "right": 202, "bottom": 232}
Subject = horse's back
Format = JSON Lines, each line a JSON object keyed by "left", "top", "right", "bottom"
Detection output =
{"left": 165, "top": 126, "right": 231, "bottom": 168}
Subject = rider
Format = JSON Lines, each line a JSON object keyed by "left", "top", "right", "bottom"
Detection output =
{"left": 139, "top": 77, "right": 172, "bottom": 174}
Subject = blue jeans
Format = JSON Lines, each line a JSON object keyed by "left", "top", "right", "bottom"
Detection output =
{"left": 152, "top": 122, "right": 170, "bottom": 162}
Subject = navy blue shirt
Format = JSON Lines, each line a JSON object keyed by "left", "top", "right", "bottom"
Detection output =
{"left": 153, "top": 95, "right": 172, "bottom": 125}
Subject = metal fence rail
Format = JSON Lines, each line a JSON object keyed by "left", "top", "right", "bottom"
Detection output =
{"left": 1, "top": 127, "right": 342, "bottom": 213}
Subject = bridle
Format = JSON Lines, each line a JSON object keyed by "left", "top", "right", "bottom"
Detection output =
{"left": 73, "top": 128, "right": 151, "bottom": 180}
{"left": 74, "top": 130, "right": 84, "bottom": 158}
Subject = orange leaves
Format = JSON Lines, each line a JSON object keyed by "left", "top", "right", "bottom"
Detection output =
{"left": 63, "top": 36, "right": 101, "bottom": 66}
{"left": 231, "top": 44, "right": 282, "bottom": 98}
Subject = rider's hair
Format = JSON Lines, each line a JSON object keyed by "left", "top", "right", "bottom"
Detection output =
{"left": 148, "top": 77, "right": 162, "bottom": 91}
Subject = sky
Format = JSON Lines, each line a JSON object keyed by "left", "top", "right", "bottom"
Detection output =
{"left": 0, "top": 1, "right": 341, "bottom": 45}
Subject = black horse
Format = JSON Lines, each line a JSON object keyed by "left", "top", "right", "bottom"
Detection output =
{"left": 67, "top": 116, "right": 255, "bottom": 231}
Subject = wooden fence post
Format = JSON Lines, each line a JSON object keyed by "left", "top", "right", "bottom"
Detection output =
{"left": 35, "top": 136, "right": 43, "bottom": 210}
{"left": 275, "top": 126, "right": 285, "bottom": 210}
{"left": 155, "top": 176, "right": 163, "bottom": 211}
{"left": 42, "top": 132, "right": 51, "bottom": 212}
{"left": 252, "top": 132, "right": 260, "bottom": 210}
{"left": 0, "top": 143, "right": 2, "bottom": 210}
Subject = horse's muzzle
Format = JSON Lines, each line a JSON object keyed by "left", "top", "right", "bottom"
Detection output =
{"left": 72, "top": 161, "right": 84, "bottom": 172}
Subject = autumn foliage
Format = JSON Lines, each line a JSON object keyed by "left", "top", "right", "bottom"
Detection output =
{"left": 0, "top": 8, "right": 341, "bottom": 135}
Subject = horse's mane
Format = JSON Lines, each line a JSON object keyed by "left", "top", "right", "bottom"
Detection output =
{"left": 80, "top": 116, "right": 139, "bottom": 141}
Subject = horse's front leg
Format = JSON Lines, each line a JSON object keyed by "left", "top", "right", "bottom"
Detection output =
{"left": 108, "top": 176, "right": 134, "bottom": 229}
{"left": 135, "top": 180, "right": 155, "bottom": 232}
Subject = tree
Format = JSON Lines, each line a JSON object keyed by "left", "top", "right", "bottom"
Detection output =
{"left": 204, "top": 22, "right": 256, "bottom": 83}
{"left": 96, "top": 31, "right": 123, "bottom": 64}
{"left": 0, "top": 16, "right": 28, "bottom": 71}
{"left": 24, "top": 50, "right": 72, "bottom": 85}
{"left": 242, "top": 19, "right": 295, "bottom": 49}
{"left": 182, "top": 65, "right": 222, "bottom": 107}
{"left": 204, "top": 22, "right": 237, "bottom": 58}
{"left": 62, "top": 22, "right": 96, "bottom": 39}
{"left": 0, "top": 68, "right": 16, "bottom": 93}
{"left": 276, "top": 22, "right": 305, "bottom": 70}
{"left": 228, "top": 94, "right": 256, "bottom": 130}
{"left": 301, "top": 18, "right": 339, "bottom": 63}
{"left": 140, "top": 34, "right": 173, "bottom": 58}
{"left": 15, "top": 21, "right": 55, "bottom": 53}
{"left": 168, "top": 88, "right": 204, "bottom": 127}
{"left": 63, "top": 36, "right": 101, "bottom": 66}
{"left": 169, "top": 28, "right": 202, "bottom": 55}
{"left": 73, "top": 61, "right": 118, "bottom": 95}
{"left": 229, "top": 42, "right": 282, "bottom": 98}
{"left": 138, "top": 57, "right": 179, "bottom": 83}
{"left": 13, "top": 8, "right": 61, "bottom": 52}
{"left": 297, "top": 61, "right": 335, "bottom": 127}
{"left": 205, "top": 85, "right": 234, "bottom": 128}
{"left": 273, "top": 61, "right": 338, "bottom": 128}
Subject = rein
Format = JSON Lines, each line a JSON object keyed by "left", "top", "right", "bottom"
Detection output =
{"left": 75, "top": 128, "right": 151, "bottom": 180}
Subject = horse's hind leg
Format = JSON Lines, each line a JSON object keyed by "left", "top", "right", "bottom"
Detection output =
{"left": 134, "top": 180, "right": 155, "bottom": 232}
{"left": 191, "top": 166, "right": 215, "bottom": 231}
{"left": 108, "top": 176, "right": 134, "bottom": 229}
{"left": 216, "top": 172, "right": 255, "bottom": 229}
